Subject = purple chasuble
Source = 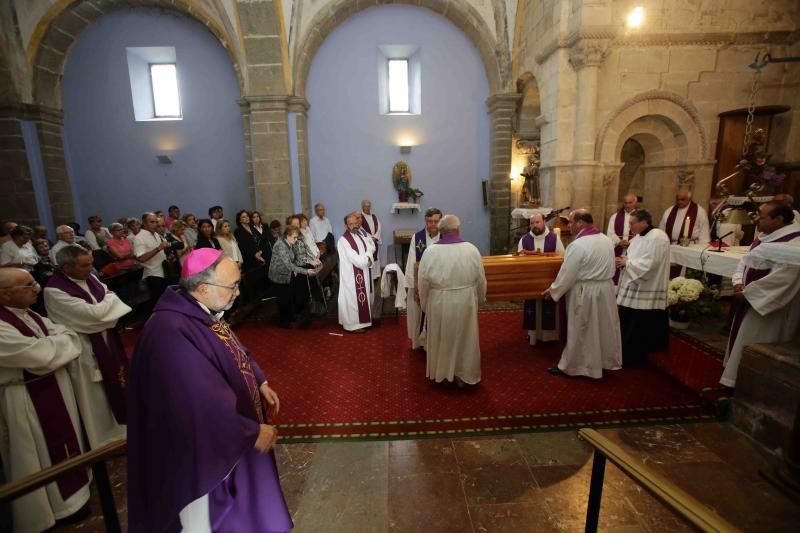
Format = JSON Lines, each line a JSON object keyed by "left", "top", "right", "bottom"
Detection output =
{"left": 521, "top": 232, "right": 558, "bottom": 331}
{"left": 0, "top": 305, "right": 88, "bottom": 499}
{"left": 612, "top": 210, "right": 629, "bottom": 284}
{"left": 360, "top": 213, "right": 379, "bottom": 260}
{"left": 46, "top": 270, "right": 128, "bottom": 423}
{"left": 665, "top": 202, "right": 699, "bottom": 243}
{"left": 343, "top": 231, "right": 372, "bottom": 324}
{"left": 127, "top": 287, "right": 292, "bottom": 533}
{"left": 726, "top": 230, "right": 800, "bottom": 355}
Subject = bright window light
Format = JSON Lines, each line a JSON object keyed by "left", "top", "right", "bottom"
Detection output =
{"left": 388, "top": 59, "right": 409, "bottom": 113}
{"left": 150, "top": 63, "right": 181, "bottom": 118}
{"left": 626, "top": 6, "right": 644, "bottom": 29}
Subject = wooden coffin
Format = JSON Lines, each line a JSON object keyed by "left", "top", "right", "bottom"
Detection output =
{"left": 482, "top": 253, "right": 563, "bottom": 301}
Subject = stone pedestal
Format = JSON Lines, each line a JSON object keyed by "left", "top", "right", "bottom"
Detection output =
{"left": 732, "top": 340, "right": 800, "bottom": 457}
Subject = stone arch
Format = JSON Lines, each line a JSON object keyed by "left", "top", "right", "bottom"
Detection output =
{"left": 293, "top": 0, "right": 504, "bottom": 97}
{"left": 29, "top": 0, "right": 244, "bottom": 109}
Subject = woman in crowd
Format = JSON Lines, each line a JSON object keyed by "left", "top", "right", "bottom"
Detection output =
{"left": 182, "top": 213, "right": 199, "bottom": 247}
{"left": 195, "top": 218, "right": 222, "bottom": 250}
{"left": 32, "top": 237, "right": 55, "bottom": 286}
{"left": 105, "top": 222, "right": 136, "bottom": 271}
{"left": 126, "top": 217, "right": 142, "bottom": 241}
{"left": 268, "top": 226, "right": 318, "bottom": 328}
{"left": 287, "top": 215, "right": 321, "bottom": 319}
{"left": 251, "top": 210, "right": 272, "bottom": 264}
{"left": 215, "top": 219, "right": 242, "bottom": 265}
{"left": 84, "top": 215, "right": 112, "bottom": 250}
{"left": 234, "top": 210, "right": 264, "bottom": 271}
{"left": 297, "top": 214, "right": 321, "bottom": 265}
{"left": 167, "top": 220, "right": 193, "bottom": 266}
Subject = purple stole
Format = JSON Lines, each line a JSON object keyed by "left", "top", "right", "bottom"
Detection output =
{"left": 576, "top": 225, "right": 602, "bottom": 239}
{"left": 46, "top": 270, "right": 129, "bottom": 423}
{"left": 727, "top": 230, "right": 800, "bottom": 354}
{"left": 414, "top": 228, "right": 429, "bottom": 261}
{"left": 343, "top": 231, "right": 372, "bottom": 324}
{"left": 612, "top": 211, "right": 629, "bottom": 284}
{"left": 522, "top": 231, "right": 558, "bottom": 331}
{"left": 0, "top": 305, "right": 88, "bottom": 499}
{"left": 360, "top": 213, "right": 379, "bottom": 260}
{"left": 665, "top": 202, "right": 699, "bottom": 243}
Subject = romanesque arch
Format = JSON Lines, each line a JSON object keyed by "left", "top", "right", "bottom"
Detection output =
{"left": 29, "top": 0, "right": 244, "bottom": 109}
{"left": 292, "top": 0, "right": 504, "bottom": 97}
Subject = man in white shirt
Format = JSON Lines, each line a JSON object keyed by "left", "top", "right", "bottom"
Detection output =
{"left": 0, "top": 225, "right": 38, "bottom": 271}
{"left": 615, "top": 209, "right": 671, "bottom": 365}
{"left": 133, "top": 212, "right": 170, "bottom": 302}
{"left": 658, "top": 188, "right": 710, "bottom": 244}
{"left": 607, "top": 194, "right": 638, "bottom": 284}
{"left": 50, "top": 225, "right": 77, "bottom": 265}
{"left": 309, "top": 203, "right": 335, "bottom": 257}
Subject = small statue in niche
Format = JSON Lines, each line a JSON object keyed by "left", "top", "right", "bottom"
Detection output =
{"left": 519, "top": 146, "right": 541, "bottom": 207}
{"left": 393, "top": 161, "right": 424, "bottom": 203}
{"left": 735, "top": 128, "right": 784, "bottom": 195}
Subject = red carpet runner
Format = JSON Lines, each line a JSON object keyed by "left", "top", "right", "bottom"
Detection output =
{"left": 233, "top": 310, "right": 718, "bottom": 441}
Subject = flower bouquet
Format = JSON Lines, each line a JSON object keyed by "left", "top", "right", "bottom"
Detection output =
{"left": 667, "top": 276, "right": 705, "bottom": 329}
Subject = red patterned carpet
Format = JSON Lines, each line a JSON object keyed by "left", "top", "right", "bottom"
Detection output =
{"left": 229, "top": 310, "right": 718, "bottom": 441}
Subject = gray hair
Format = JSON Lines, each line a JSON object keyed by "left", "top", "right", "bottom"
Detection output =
{"left": 630, "top": 209, "right": 653, "bottom": 227}
{"left": 424, "top": 207, "right": 442, "bottom": 219}
{"left": 56, "top": 244, "right": 92, "bottom": 268}
{"left": 179, "top": 255, "right": 224, "bottom": 292}
{"left": 109, "top": 222, "right": 124, "bottom": 232}
{"left": 438, "top": 214, "right": 461, "bottom": 234}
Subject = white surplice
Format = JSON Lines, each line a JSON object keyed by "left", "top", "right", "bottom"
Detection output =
{"left": 44, "top": 275, "right": 132, "bottom": 448}
{"left": 0, "top": 308, "right": 91, "bottom": 533}
{"left": 721, "top": 223, "right": 800, "bottom": 387}
{"left": 517, "top": 228, "right": 565, "bottom": 344}
{"left": 616, "top": 228, "right": 671, "bottom": 310}
{"left": 405, "top": 231, "right": 440, "bottom": 349}
{"left": 658, "top": 203, "right": 711, "bottom": 244}
{"left": 548, "top": 231, "right": 622, "bottom": 378}
{"left": 360, "top": 212, "right": 382, "bottom": 279}
{"left": 337, "top": 232, "right": 373, "bottom": 331}
{"left": 418, "top": 241, "right": 487, "bottom": 384}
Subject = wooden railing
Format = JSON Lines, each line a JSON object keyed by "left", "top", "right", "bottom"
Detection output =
{"left": 0, "top": 439, "right": 126, "bottom": 533}
{"left": 578, "top": 428, "right": 740, "bottom": 532}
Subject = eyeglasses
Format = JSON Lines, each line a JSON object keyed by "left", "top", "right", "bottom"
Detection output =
{"left": 0, "top": 280, "right": 40, "bottom": 291}
{"left": 204, "top": 281, "right": 240, "bottom": 292}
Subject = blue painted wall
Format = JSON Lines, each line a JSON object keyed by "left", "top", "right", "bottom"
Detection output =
{"left": 306, "top": 5, "right": 491, "bottom": 260}
{"left": 61, "top": 9, "right": 247, "bottom": 224}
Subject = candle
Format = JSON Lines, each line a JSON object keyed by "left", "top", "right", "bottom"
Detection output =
{"left": 682, "top": 216, "right": 690, "bottom": 239}
{"left": 554, "top": 227, "right": 561, "bottom": 239}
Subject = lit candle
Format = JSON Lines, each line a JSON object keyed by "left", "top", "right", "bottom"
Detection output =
{"left": 554, "top": 227, "right": 561, "bottom": 239}
{"left": 682, "top": 216, "right": 690, "bottom": 239}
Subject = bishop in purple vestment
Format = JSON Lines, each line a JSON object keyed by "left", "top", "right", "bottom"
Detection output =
{"left": 128, "top": 250, "right": 292, "bottom": 533}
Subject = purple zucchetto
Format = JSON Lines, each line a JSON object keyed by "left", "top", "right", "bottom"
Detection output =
{"left": 181, "top": 248, "right": 223, "bottom": 278}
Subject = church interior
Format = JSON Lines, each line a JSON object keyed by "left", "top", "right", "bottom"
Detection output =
{"left": 2, "top": 0, "right": 800, "bottom": 531}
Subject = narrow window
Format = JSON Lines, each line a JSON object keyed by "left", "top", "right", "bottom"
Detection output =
{"left": 388, "top": 59, "right": 409, "bottom": 113}
{"left": 150, "top": 63, "right": 181, "bottom": 118}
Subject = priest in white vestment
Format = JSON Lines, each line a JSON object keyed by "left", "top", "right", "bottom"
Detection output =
{"left": 360, "top": 200, "right": 382, "bottom": 281}
{"left": 44, "top": 245, "right": 132, "bottom": 448}
{"left": 658, "top": 188, "right": 710, "bottom": 244}
{"left": 0, "top": 268, "right": 91, "bottom": 533}
{"left": 517, "top": 213, "right": 565, "bottom": 345}
{"left": 544, "top": 210, "right": 622, "bottom": 378}
{"left": 615, "top": 209, "right": 671, "bottom": 365}
{"left": 607, "top": 194, "right": 638, "bottom": 285}
{"left": 405, "top": 208, "right": 442, "bottom": 350}
{"left": 418, "top": 215, "right": 487, "bottom": 386}
{"left": 337, "top": 213, "right": 374, "bottom": 332}
{"left": 722, "top": 202, "right": 800, "bottom": 387}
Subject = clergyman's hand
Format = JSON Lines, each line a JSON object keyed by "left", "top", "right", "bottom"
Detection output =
{"left": 615, "top": 257, "right": 627, "bottom": 268}
{"left": 254, "top": 424, "right": 278, "bottom": 454}
{"left": 260, "top": 383, "right": 280, "bottom": 415}
{"left": 733, "top": 283, "right": 745, "bottom": 301}
{"left": 542, "top": 288, "right": 552, "bottom": 301}
{"left": 619, "top": 240, "right": 630, "bottom": 249}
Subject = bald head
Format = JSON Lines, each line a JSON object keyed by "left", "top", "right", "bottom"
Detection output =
{"left": 0, "top": 268, "right": 39, "bottom": 309}
{"left": 56, "top": 224, "right": 75, "bottom": 244}
{"left": 623, "top": 194, "right": 638, "bottom": 212}
{"left": 439, "top": 214, "right": 461, "bottom": 235}
{"left": 774, "top": 193, "right": 794, "bottom": 207}
{"left": 0, "top": 268, "right": 27, "bottom": 289}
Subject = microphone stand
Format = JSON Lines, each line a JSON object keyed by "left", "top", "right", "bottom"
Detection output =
{"left": 707, "top": 231, "right": 734, "bottom": 253}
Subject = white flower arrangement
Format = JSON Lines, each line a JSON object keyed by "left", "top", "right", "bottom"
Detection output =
{"left": 668, "top": 276, "right": 704, "bottom": 305}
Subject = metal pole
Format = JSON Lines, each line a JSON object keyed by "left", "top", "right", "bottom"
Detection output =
{"left": 584, "top": 450, "right": 607, "bottom": 532}
{"left": 91, "top": 460, "right": 121, "bottom": 533}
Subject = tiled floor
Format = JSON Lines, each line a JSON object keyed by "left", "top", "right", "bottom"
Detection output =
{"left": 57, "top": 422, "right": 800, "bottom": 532}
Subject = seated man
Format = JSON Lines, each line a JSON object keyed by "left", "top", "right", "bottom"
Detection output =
{"left": 51, "top": 225, "right": 77, "bottom": 265}
{"left": 0, "top": 225, "right": 38, "bottom": 271}
{"left": 0, "top": 267, "right": 90, "bottom": 532}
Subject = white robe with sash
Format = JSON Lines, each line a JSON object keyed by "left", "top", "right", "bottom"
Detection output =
{"left": 721, "top": 223, "right": 800, "bottom": 387}
{"left": 44, "top": 276, "right": 132, "bottom": 448}
{"left": 548, "top": 230, "right": 622, "bottom": 378}
{"left": 418, "top": 240, "right": 487, "bottom": 384}
{"left": 517, "top": 228, "right": 565, "bottom": 344}
{"left": 360, "top": 211, "right": 382, "bottom": 280}
{"left": 337, "top": 232, "right": 374, "bottom": 331}
{"left": 658, "top": 203, "right": 710, "bottom": 244}
{"left": 0, "top": 309, "right": 90, "bottom": 533}
{"left": 405, "top": 231, "right": 439, "bottom": 349}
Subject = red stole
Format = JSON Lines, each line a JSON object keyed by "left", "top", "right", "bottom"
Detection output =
{"left": 0, "top": 306, "right": 88, "bottom": 499}
{"left": 342, "top": 232, "right": 372, "bottom": 324}
{"left": 665, "top": 202, "right": 698, "bottom": 243}
{"left": 360, "top": 213, "right": 379, "bottom": 260}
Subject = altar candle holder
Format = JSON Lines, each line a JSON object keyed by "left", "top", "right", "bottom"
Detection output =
{"left": 679, "top": 237, "right": 690, "bottom": 247}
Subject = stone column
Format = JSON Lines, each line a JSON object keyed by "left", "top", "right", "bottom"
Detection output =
{"left": 0, "top": 105, "right": 37, "bottom": 226}
{"left": 237, "top": 99, "right": 257, "bottom": 210}
{"left": 245, "top": 95, "right": 294, "bottom": 224}
{"left": 288, "top": 97, "right": 311, "bottom": 215}
{"left": 33, "top": 105, "right": 74, "bottom": 225}
{"left": 486, "top": 93, "right": 522, "bottom": 255}
{"left": 569, "top": 40, "right": 609, "bottom": 216}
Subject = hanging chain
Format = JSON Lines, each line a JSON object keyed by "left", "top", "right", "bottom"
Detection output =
{"left": 742, "top": 67, "right": 761, "bottom": 157}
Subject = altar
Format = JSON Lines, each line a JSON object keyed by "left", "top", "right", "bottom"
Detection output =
{"left": 669, "top": 244, "right": 747, "bottom": 278}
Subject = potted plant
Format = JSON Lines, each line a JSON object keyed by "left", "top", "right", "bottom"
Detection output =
{"left": 407, "top": 187, "right": 424, "bottom": 203}
{"left": 667, "top": 274, "right": 720, "bottom": 329}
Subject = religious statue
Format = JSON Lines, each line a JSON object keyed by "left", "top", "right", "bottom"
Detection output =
{"left": 735, "top": 128, "right": 785, "bottom": 195}
{"left": 393, "top": 161, "right": 424, "bottom": 203}
{"left": 519, "top": 146, "right": 541, "bottom": 207}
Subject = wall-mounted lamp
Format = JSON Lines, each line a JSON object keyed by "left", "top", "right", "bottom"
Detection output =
{"left": 626, "top": 6, "right": 644, "bottom": 29}
{"left": 399, "top": 145, "right": 412, "bottom": 154}
{"left": 156, "top": 154, "right": 172, "bottom": 164}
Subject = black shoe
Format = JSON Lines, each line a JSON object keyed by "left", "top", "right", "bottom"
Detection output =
{"left": 547, "top": 366, "right": 564, "bottom": 376}
{"left": 55, "top": 503, "right": 91, "bottom": 526}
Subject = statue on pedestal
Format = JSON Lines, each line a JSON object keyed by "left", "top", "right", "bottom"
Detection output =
{"left": 519, "top": 146, "right": 541, "bottom": 207}
{"left": 393, "top": 161, "right": 423, "bottom": 203}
